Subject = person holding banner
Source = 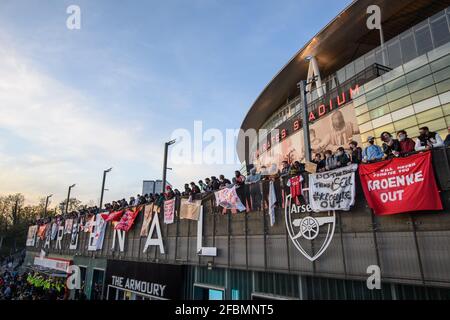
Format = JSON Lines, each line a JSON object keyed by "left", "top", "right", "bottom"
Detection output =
{"left": 415, "top": 126, "right": 444, "bottom": 151}
{"left": 362, "top": 136, "right": 383, "bottom": 163}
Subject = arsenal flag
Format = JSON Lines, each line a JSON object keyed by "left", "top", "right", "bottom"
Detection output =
{"left": 359, "top": 151, "right": 443, "bottom": 215}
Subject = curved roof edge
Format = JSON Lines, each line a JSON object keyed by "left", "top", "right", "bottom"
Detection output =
{"left": 237, "top": 0, "right": 449, "bottom": 163}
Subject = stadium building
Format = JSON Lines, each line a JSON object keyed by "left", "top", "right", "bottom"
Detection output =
{"left": 24, "top": 0, "right": 450, "bottom": 300}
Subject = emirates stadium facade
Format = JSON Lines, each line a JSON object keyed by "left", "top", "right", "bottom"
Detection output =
{"left": 24, "top": 0, "right": 450, "bottom": 300}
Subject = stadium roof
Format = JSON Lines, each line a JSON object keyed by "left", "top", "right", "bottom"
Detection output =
{"left": 239, "top": 0, "right": 450, "bottom": 135}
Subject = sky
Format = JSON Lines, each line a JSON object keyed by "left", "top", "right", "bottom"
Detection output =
{"left": 0, "top": 0, "right": 351, "bottom": 207}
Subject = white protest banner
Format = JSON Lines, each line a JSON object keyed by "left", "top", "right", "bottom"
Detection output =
{"left": 64, "top": 219, "right": 73, "bottom": 235}
{"left": 309, "top": 164, "right": 358, "bottom": 212}
{"left": 214, "top": 186, "right": 246, "bottom": 212}
{"left": 26, "top": 225, "right": 38, "bottom": 246}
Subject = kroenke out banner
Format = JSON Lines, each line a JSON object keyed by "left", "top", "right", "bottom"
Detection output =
{"left": 358, "top": 151, "right": 443, "bottom": 216}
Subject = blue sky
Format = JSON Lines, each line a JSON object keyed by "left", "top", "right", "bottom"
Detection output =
{"left": 0, "top": 0, "right": 351, "bottom": 207}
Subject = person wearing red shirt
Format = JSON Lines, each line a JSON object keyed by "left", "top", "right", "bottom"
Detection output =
{"left": 397, "top": 130, "right": 416, "bottom": 156}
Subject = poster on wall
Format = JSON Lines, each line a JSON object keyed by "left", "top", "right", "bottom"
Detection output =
{"left": 140, "top": 204, "right": 155, "bottom": 236}
{"left": 359, "top": 151, "right": 443, "bottom": 215}
{"left": 309, "top": 164, "right": 358, "bottom": 212}
{"left": 252, "top": 103, "right": 361, "bottom": 171}
{"left": 179, "top": 199, "right": 202, "bottom": 221}
{"left": 69, "top": 219, "right": 79, "bottom": 250}
{"left": 89, "top": 214, "right": 107, "bottom": 251}
{"left": 37, "top": 224, "right": 47, "bottom": 241}
{"left": 26, "top": 225, "right": 38, "bottom": 246}
{"left": 64, "top": 219, "right": 73, "bottom": 235}
{"left": 163, "top": 199, "right": 176, "bottom": 224}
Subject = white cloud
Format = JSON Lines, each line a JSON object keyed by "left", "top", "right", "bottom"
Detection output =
{"left": 0, "top": 39, "right": 163, "bottom": 205}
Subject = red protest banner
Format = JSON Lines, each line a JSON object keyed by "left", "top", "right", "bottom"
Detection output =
{"left": 114, "top": 206, "right": 143, "bottom": 232}
{"left": 358, "top": 151, "right": 443, "bottom": 216}
{"left": 101, "top": 210, "right": 124, "bottom": 222}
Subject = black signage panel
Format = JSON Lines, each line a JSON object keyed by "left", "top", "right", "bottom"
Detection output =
{"left": 104, "top": 259, "right": 185, "bottom": 300}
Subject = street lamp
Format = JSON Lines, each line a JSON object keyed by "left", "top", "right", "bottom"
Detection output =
{"left": 162, "top": 139, "right": 176, "bottom": 192}
{"left": 99, "top": 167, "right": 112, "bottom": 210}
{"left": 65, "top": 184, "right": 76, "bottom": 215}
{"left": 44, "top": 194, "right": 53, "bottom": 217}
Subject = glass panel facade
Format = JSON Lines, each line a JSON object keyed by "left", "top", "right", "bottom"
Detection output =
{"left": 356, "top": 47, "right": 450, "bottom": 147}
{"left": 260, "top": 6, "right": 450, "bottom": 141}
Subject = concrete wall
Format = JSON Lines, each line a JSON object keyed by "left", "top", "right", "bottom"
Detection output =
{"left": 26, "top": 149, "right": 450, "bottom": 289}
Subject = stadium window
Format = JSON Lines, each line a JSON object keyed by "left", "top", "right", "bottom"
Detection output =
{"left": 436, "top": 78, "right": 450, "bottom": 94}
{"left": 373, "top": 123, "right": 395, "bottom": 138}
{"left": 367, "top": 94, "right": 388, "bottom": 111}
{"left": 365, "top": 52, "right": 376, "bottom": 68}
{"left": 430, "top": 54, "right": 450, "bottom": 72}
{"left": 355, "top": 103, "right": 369, "bottom": 117}
{"left": 414, "top": 22, "right": 434, "bottom": 56}
{"left": 410, "top": 85, "right": 438, "bottom": 104}
{"left": 400, "top": 31, "right": 418, "bottom": 63}
{"left": 389, "top": 95, "right": 412, "bottom": 112}
{"left": 354, "top": 57, "right": 365, "bottom": 74}
{"left": 407, "top": 74, "right": 435, "bottom": 93}
{"left": 369, "top": 104, "right": 390, "bottom": 120}
{"left": 430, "top": 13, "right": 450, "bottom": 48}
{"left": 393, "top": 116, "right": 418, "bottom": 131}
{"left": 433, "top": 66, "right": 450, "bottom": 83}
{"left": 387, "top": 86, "right": 410, "bottom": 103}
{"left": 416, "top": 106, "right": 444, "bottom": 124}
{"left": 387, "top": 39, "right": 402, "bottom": 69}
{"left": 345, "top": 62, "right": 355, "bottom": 80}
{"left": 419, "top": 118, "right": 447, "bottom": 133}
{"left": 404, "top": 126, "right": 420, "bottom": 138}
{"left": 406, "top": 65, "right": 432, "bottom": 83}
{"left": 357, "top": 112, "right": 371, "bottom": 125}
{"left": 443, "top": 103, "right": 450, "bottom": 116}
{"left": 385, "top": 76, "right": 407, "bottom": 93}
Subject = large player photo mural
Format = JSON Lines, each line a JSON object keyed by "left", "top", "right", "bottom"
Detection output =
{"left": 252, "top": 103, "right": 361, "bottom": 171}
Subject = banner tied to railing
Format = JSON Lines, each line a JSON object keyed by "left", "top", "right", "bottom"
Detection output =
{"left": 309, "top": 164, "right": 358, "bottom": 212}
{"left": 214, "top": 186, "right": 246, "bottom": 212}
{"left": 358, "top": 151, "right": 443, "bottom": 215}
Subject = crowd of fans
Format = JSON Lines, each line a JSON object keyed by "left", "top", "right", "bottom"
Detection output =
{"left": 0, "top": 270, "right": 67, "bottom": 300}
{"left": 311, "top": 126, "right": 449, "bottom": 172}
{"left": 29, "top": 126, "right": 449, "bottom": 225}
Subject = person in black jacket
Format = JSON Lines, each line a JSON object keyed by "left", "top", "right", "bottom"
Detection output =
{"left": 380, "top": 131, "right": 400, "bottom": 159}
{"left": 349, "top": 141, "right": 363, "bottom": 164}
{"left": 210, "top": 176, "right": 220, "bottom": 190}
{"left": 219, "top": 175, "right": 231, "bottom": 189}
{"left": 335, "top": 147, "right": 351, "bottom": 168}
{"left": 312, "top": 154, "right": 325, "bottom": 172}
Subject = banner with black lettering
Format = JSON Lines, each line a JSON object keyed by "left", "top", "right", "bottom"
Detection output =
{"left": 309, "top": 164, "right": 357, "bottom": 212}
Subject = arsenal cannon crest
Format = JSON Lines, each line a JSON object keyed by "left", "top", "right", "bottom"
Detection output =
{"left": 285, "top": 194, "right": 336, "bottom": 261}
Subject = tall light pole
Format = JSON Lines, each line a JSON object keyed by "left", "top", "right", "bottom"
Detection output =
{"left": 44, "top": 194, "right": 53, "bottom": 217}
{"left": 162, "top": 139, "right": 176, "bottom": 193}
{"left": 99, "top": 167, "right": 112, "bottom": 210}
{"left": 65, "top": 184, "right": 76, "bottom": 215}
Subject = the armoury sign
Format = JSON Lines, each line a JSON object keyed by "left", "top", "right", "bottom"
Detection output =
{"left": 105, "top": 260, "right": 184, "bottom": 300}
{"left": 309, "top": 164, "right": 358, "bottom": 212}
{"left": 285, "top": 194, "right": 336, "bottom": 261}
